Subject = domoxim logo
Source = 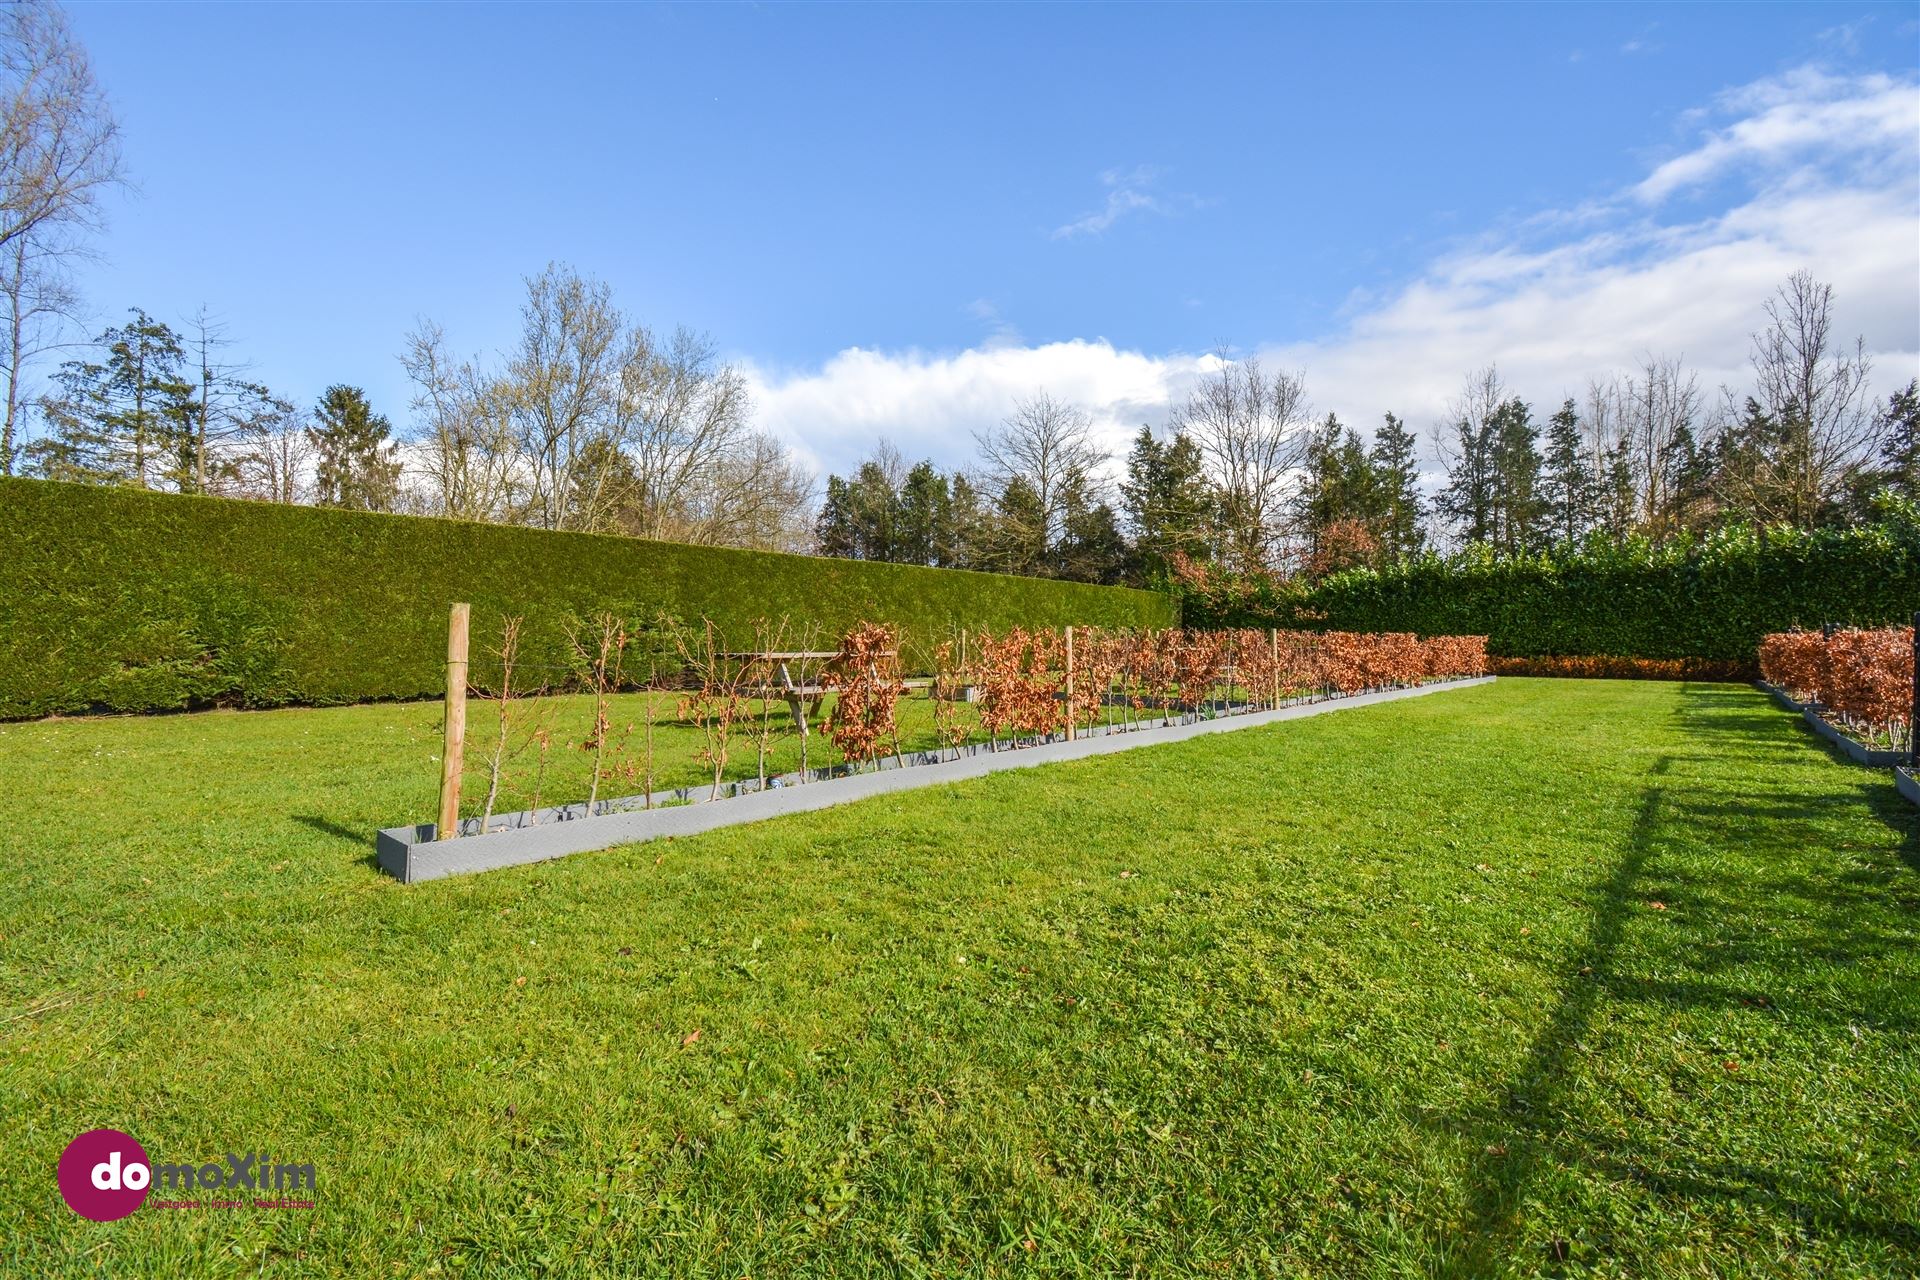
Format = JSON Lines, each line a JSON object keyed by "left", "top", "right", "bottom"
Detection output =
{"left": 57, "top": 1129, "right": 151, "bottom": 1222}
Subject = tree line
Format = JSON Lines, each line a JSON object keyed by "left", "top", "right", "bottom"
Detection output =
{"left": 816, "top": 271, "right": 1918, "bottom": 587}
{"left": 3, "top": 0, "right": 1913, "bottom": 581}
{"left": 14, "top": 265, "right": 820, "bottom": 553}
{"left": 0, "top": 5, "right": 817, "bottom": 550}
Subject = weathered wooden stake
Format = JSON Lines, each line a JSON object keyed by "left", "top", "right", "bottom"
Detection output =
{"left": 1270, "top": 628, "right": 1281, "bottom": 708}
{"left": 1064, "top": 625, "right": 1076, "bottom": 741}
{"left": 438, "top": 602, "right": 471, "bottom": 841}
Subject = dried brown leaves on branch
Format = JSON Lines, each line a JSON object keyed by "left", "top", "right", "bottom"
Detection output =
{"left": 1761, "top": 626, "right": 1912, "bottom": 747}
{"left": 930, "top": 639, "right": 973, "bottom": 760}
{"left": 975, "top": 627, "right": 1067, "bottom": 745}
{"left": 821, "top": 622, "right": 905, "bottom": 769}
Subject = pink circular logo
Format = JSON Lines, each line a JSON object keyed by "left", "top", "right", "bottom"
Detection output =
{"left": 57, "top": 1129, "right": 151, "bottom": 1222}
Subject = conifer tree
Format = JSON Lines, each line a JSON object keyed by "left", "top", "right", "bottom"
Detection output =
{"left": 308, "top": 384, "right": 401, "bottom": 511}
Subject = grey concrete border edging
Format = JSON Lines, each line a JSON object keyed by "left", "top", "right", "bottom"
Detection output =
{"left": 1895, "top": 766, "right": 1920, "bottom": 808}
{"left": 1799, "top": 707, "right": 1909, "bottom": 766}
{"left": 1755, "top": 681, "right": 1905, "bottom": 765}
{"left": 376, "top": 676, "right": 1496, "bottom": 884}
{"left": 1755, "top": 680, "right": 1813, "bottom": 713}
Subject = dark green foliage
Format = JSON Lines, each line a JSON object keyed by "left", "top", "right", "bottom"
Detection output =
{"left": 0, "top": 477, "right": 1175, "bottom": 717}
{"left": 814, "top": 461, "right": 900, "bottom": 561}
{"left": 1438, "top": 393, "right": 1545, "bottom": 554}
{"left": 1876, "top": 378, "right": 1920, "bottom": 501}
{"left": 815, "top": 456, "right": 972, "bottom": 569}
{"left": 1541, "top": 399, "right": 1591, "bottom": 546}
{"left": 26, "top": 308, "right": 194, "bottom": 487}
{"left": 308, "top": 384, "right": 402, "bottom": 512}
{"left": 1177, "top": 504, "right": 1920, "bottom": 662}
{"left": 895, "top": 460, "right": 952, "bottom": 566}
{"left": 984, "top": 475, "right": 1046, "bottom": 575}
{"left": 1295, "top": 413, "right": 1381, "bottom": 573}
{"left": 1120, "top": 426, "right": 1215, "bottom": 576}
{"left": 1055, "top": 474, "right": 1129, "bottom": 584}
{"left": 1490, "top": 398, "right": 1545, "bottom": 554}
{"left": 1368, "top": 412, "right": 1425, "bottom": 559}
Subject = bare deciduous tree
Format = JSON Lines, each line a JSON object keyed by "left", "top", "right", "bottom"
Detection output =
{"left": 509, "top": 263, "right": 623, "bottom": 531}
{"left": 233, "top": 398, "right": 311, "bottom": 504}
{"left": 179, "top": 307, "right": 294, "bottom": 495}
{"left": 1719, "top": 270, "right": 1878, "bottom": 528}
{"left": 0, "top": 229, "right": 77, "bottom": 473}
{"left": 400, "top": 319, "right": 522, "bottom": 522}
{"left": 617, "top": 324, "right": 808, "bottom": 547}
{"left": 0, "top": 1, "right": 122, "bottom": 475}
{"left": 1172, "top": 352, "right": 1310, "bottom": 572}
{"left": 671, "top": 427, "right": 816, "bottom": 551}
{"left": 1622, "top": 353, "right": 1701, "bottom": 534}
{"left": 972, "top": 389, "right": 1107, "bottom": 556}
{"left": 402, "top": 276, "right": 813, "bottom": 550}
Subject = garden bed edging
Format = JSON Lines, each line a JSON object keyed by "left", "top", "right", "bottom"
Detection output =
{"left": 1798, "top": 707, "right": 1909, "bottom": 766}
{"left": 376, "top": 676, "right": 1496, "bottom": 883}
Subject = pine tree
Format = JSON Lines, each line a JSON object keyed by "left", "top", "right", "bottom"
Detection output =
{"left": 895, "top": 461, "right": 951, "bottom": 567}
{"left": 1055, "top": 468, "right": 1129, "bottom": 584}
{"left": 945, "top": 472, "right": 985, "bottom": 569}
{"left": 1490, "top": 397, "right": 1544, "bottom": 554}
{"left": 1664, "top": 419, "right": 1715, "bottom": 535}
{"left": 1295, "top": 413, "right": 1381, "bottom": 573}
{"left": 1369, "top": 412, "right": 1425, "bottom": 559}
{"left": 1877, "top": 379, "right": 1920, "bottom": 501}
{"left": 828, "top": 460, "right": 899, "bottom": 561}
{"left": 986, "top": 476, "right": 1047, "bottom": 575}
{"left": 308, "top": 385, "right": 402, "bottom": 511}
{"left": 1540, "top": 398, "right": 1592, "bottom": 546}
{"left": 27, "top": 309, "right": 194, "bottom": 487}
{"left": 1595, "top": 442, "right": 1637, "bottom": 542}
{"left": 1437, "top": 403, "right": 1499, "bottom": 547}
{"left": 815, "top": 475, "right": 857, "bottom": 557}
{"left": 1120, "top": 426, "right": 1214, "bottom": 576}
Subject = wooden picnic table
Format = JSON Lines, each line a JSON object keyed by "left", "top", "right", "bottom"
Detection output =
{"left": 717, "top": 649, "right": 898, "bottom": 738}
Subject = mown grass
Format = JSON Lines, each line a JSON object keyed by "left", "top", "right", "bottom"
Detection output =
{"left": 0, "top": 679, "right": 1916, "bottom": 1277}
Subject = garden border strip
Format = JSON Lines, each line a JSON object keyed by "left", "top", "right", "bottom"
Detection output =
{"left": 1895, "top": 766, "right": 1920, "bottom": 809}
{"left": 1798, "top": 708, "right": 1909, "bottom": 766}
{"left": 1755, "top": 680, "right": 1812, "bottom": 713}
{"left": 375, "top": 676, "right": 1495, "bottom": 883}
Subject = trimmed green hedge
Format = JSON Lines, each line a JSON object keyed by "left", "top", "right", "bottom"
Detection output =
{"left": 1178, "top": 518, "right": 1920, "bottom": 663}
{"left": 0, "top": 478, "right": 1176, "bottom": 718}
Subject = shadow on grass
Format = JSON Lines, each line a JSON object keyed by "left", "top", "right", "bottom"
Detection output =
{"left": 1671, "top": 682, "right": 1920, "bottom": 879}
{"left": 292, "top": 813, "right": 381, "bottom": 870}
{"left": 1445, "top": 757, "right": 1672, "bottom": 1277}
{"left": 1444, "top": 686, "right": 1920, "bottom": 1272}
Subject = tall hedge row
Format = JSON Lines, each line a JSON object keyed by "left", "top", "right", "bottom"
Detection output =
{"left": 0, "top": 479, "right": 1177, "bottom": 718}
{"left": 1178, "top": 519, "right": 1920, "bottom": 663}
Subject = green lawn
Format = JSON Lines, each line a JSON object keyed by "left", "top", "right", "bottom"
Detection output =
{"left": 1, "top": 679, "right": 1916, "bottom": 1277}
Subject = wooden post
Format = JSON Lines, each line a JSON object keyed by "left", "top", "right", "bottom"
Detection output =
{"left": 1064, "top": 625, "right": 1076, "bottom": 741}
{"left": 1270, "top": 628, "right": 1280, "bottom": 708}
{"left": 438, "top": 602, "right": 471, "bottom": 841}
{"left": 1910, "top": 611, "right": 1918, "bottom": 768}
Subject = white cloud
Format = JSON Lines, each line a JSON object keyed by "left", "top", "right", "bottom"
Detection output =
{"left": 747, "top": 66, "right": 1920, "bottom": 482}
{"left": 1633, "top": 67, "right": 1917, "bottom": 202}
{"left": 746, "top": 340, "right": 1215, "bottom": 482}
{"left": 1052, "top": 165, "right": 1197, "bottom": 240}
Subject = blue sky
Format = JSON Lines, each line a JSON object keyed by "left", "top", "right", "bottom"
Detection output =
{"left": 58, "top": 2, "right": 1920, "bottom": 476}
